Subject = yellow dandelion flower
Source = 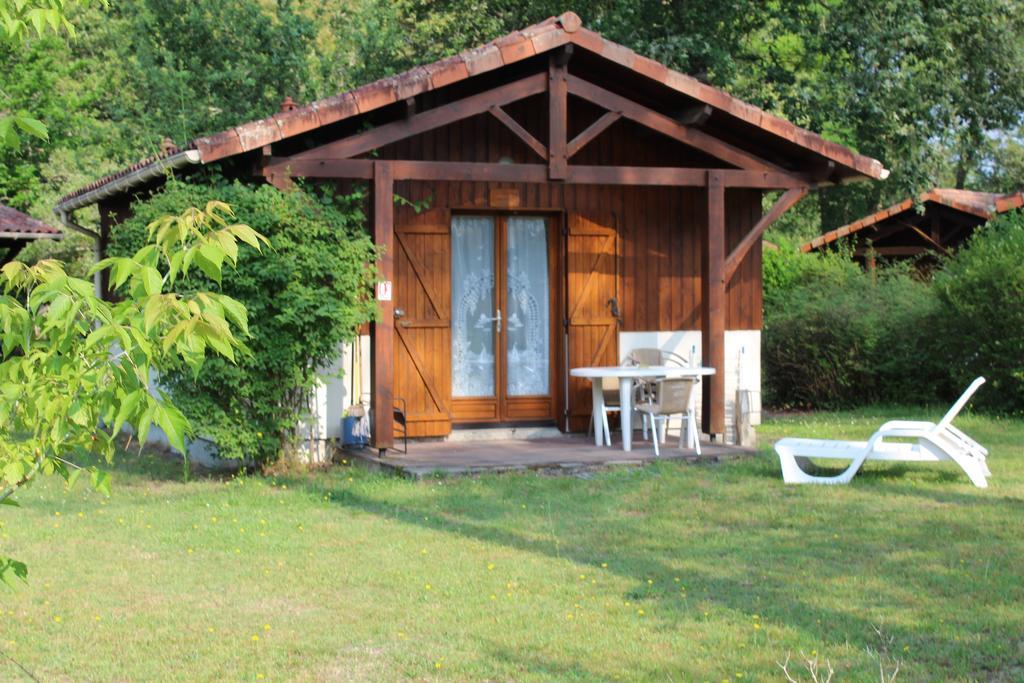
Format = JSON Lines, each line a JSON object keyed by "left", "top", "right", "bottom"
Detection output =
{"left": 187, "top": 548, "right": 194, "bottom": 554}
{"left": 208, "top": 627, "right": 215, "bottom": 633}
{"left": 54, "top": 512, "right": 60, "bottom": 517}
{"left": 53, "top": 615, "right": 62, "bottom": 623}
{"left": 753, "top": 623, "right": 761, "bottom": 630}
{"left": 263, "top": 624, "right": 271, "bottom": 631}
{"left": 601, "top": 562, "right": 608, "bottom": 568}
{"left": 647, "top": 579, "right": 653, "bottom": 585}
{"left": 251, "top": 635, "right": 259, "bottom": 642}
{"left": 487, "top": 563, "right": 495, "bottom": 571}
{"left": 94, "top": 615, "right": 101, "bottom": 622}
{"left": 424, "top": 584, "right": 431, "bottom": 591}
{"left": 637, "top": 609, "right": 644, "bottom": 616}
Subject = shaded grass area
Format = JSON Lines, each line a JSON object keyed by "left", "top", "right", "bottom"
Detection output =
{"left": 1, "top": 408, "right": 1022, "bottom": 681}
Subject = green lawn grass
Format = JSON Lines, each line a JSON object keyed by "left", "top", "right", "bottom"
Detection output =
{"left": 2, "top": 407, "right": 1022, "bottom": 681}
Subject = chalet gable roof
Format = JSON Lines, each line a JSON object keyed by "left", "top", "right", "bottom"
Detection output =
{"left": 58, "top": 11, "right": 887, "bottom": 212}
{"left": 0, "top": 205, "right": 63, "bottom": 239}
{"left": 802, "top": 187, "right": 1024, "bottom": 252}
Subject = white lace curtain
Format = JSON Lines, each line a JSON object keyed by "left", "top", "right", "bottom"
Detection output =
{"left": 506, "top": 216, "right": 549, "bottom": 396}
{"left": 451, "top": 216, "right": 496, "bottom": 397}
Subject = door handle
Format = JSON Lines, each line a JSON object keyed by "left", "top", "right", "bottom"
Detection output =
{"left": 607, "top": 297, "right": 622, "bottom": 325}
{"left": 493, "top": 309, "right": 502, "bottom": 333}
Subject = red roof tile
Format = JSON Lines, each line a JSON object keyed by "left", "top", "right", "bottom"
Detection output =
{"left": 0, "top": 205, "right": 62, "bottom": 237}
{"left": 60, "top": 11, "right": 886, "bottom": 209}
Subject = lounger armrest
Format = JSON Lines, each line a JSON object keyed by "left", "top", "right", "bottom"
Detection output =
{"left": 873, "top": 426, "right": 931, "bottom": 440}
{"left": 877, "top": 420, "right": 936, "bottom": 432}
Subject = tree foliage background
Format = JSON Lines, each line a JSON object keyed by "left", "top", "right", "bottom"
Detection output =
{"left": 2, "top": 0, "right": 1023, "bottom": 240}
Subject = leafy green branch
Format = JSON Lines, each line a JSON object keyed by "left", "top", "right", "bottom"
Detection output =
{"left": 0, "top": 200, "right": 265, "bottom": 586}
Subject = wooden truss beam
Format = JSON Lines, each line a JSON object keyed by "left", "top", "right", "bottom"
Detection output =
{"left": 548, "top": 55, "right": 568, "bottom": 179}
{"left": 896, "top": 220, "right": 952, "bottom": 256}
{"left": 567, "top": 111, "right": 621, "bottom": 158}
{"left": 294, "top": 73, "right": 547, "bottom": 161}
{"left": 566, "top": 75, "right": 794, "bottom": 176}
{"left": 724, "top": 187, "right": 808, "bottom": 281}
{"left": 854, "top": 246, "right": 931, "bottom": 257}
{"left": 262, "top": 158, "right": 807, "bottom": 189}
{"left": 488, "top": 106, "right": 547, "bottom": 160}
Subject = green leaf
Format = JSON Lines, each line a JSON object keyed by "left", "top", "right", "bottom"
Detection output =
{"left": 113, "top": 388, "right": 145, "bottom": 436}
{"left": 157, "top": 401, "right": 190, "bottom": 454}
{"left": 13, "top": 113, "right": 47, "bottom": 140}
{"left": 3, "top": 460, "right": 26, "bottom": 486}
{"left": 90, "top": 469, "right": 111, "bottom": 497}
{"left": 140, "top": 267, "right": 163, "bottom": 296}
{"left": 0, "top": 557, "right": 28, "bottom": 587}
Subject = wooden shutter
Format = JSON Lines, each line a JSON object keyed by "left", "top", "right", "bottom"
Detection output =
{"left": 565, "top": 211, "right": 620, "bottom": 432}
{"left": 393, "top": 208, "right": 452, "bottom": 437}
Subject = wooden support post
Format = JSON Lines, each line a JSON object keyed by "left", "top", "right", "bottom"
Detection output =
{"left": 702, "top": 171, "right": 726, "bottom": 439}
{"left": 548, "top": 54, "right": 568, "bottom": 179}
{"left": 371, "top": 161, "right": 395, "bottom": 452}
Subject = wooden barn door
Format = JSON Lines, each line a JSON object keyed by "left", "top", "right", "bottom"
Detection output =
{"left": 565, "top": 212, "right": 620, "bottom": 432}
{"left": 393, "top": 208, "right": 452, "bottom": 437}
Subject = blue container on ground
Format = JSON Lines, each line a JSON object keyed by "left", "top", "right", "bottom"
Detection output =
{"left": 341, "top": 415, "right": 368, "bottom": 447}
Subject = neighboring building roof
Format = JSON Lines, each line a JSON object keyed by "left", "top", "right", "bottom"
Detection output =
{"left": 0, "top": 204, "right": 63, "bottom": 239}
{"left": 802, "top": 188, "right": 1024, "bottom": 253}
{"left": 57, "top": 11, "right": 887, "bottom": 212}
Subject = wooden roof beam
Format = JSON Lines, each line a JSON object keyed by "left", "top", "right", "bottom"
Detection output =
{"left": 724, "top": 187, "right": 808, "bottom": 281}
{"left": 488, "top": 105, "right": 547, "bottom": 160}
{"left": 292, "top": 73, "right": 547, "bottom": 161}
{"left": 263, "top": 158, "right": 808, "bottom": 189}
{"left": 854, "top": 246, "right": 929, "bottom": 257}
{"left": 567, "top": 110, "right": 621, "bottom": 158}
{"left": 566, "top": 74, "right": 794, "bottom": 176}
{"left": 896, "top": 220, "right": 952, "bottom": 256}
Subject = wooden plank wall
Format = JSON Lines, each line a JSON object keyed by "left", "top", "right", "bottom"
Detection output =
{"left": 383, "top": 100, "right": 764, "bottom": 332}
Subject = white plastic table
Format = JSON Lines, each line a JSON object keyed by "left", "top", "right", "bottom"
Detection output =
{"left": 569, "top": 365, "right": 716, "bottom": 451}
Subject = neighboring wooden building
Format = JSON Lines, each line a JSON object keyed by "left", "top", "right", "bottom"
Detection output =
{"left": 0, "top": 204, "right": 63, "bottom": 264}
{"left": 802, "top": 188, "right": 1024, "bottom": 267}
{"left": 55, "top": 12, "right": 885, "bottom": 449}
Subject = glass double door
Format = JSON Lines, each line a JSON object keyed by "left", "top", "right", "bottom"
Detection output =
{"left": 451, "top": 214, "right": 554, "bottom": 422}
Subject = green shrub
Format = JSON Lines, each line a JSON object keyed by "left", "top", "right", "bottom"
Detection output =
{"left": 935, "top": 211, "right": 1024, "bottom": 414}
{"left": 763, "top": 248, "right": 949, "bottom": 409}
{"left": 110, "top": 178, "right": 379, "bottom": 461}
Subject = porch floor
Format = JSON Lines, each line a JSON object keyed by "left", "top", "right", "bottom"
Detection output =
{"left": 344, "top": 433, "right": 755, "bottom": 478}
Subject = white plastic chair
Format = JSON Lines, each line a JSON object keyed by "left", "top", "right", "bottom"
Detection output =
{"left": 636, "top": 377, "right": 701, "bottom": 456}
{"left": 774, "top": 377, "right": 990, "bottom": 487}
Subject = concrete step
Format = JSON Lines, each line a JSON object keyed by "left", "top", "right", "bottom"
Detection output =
{"left": 446, "top": 426, "right": 566, "bottom": 442}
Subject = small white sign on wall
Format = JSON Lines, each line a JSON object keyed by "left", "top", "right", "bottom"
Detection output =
{"left": 376, "top": 280, "right": 392, "bottom": 301}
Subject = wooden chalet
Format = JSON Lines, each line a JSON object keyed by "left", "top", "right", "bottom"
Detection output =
{"left": 56, "top": 12, "right": 886, "bottom": 452}
{"left": 803, "top": 188, "right": 1024, "bottom": 268}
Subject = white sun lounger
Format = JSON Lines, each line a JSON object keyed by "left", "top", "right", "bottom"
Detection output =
{"left": 774, "top": 377, "right": 990, "bottom": 488}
